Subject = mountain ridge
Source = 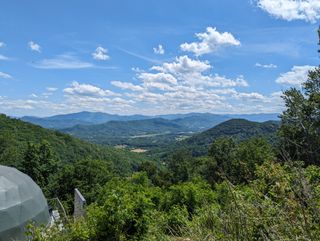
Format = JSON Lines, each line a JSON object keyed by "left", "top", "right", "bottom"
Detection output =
{"left": 20, "top": 111, "right": 279, "bottom": 130}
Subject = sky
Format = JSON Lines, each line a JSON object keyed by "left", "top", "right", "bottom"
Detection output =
{"left": 0, "top": 0, "right": 319, "bottom": 117}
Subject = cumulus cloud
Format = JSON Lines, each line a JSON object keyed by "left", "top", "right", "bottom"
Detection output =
{"left": 111, "top": 81, "right": 144, "bottom": 91}
{"left": 111, "top": 55, "right": 260, "bottom": 114}
{"left": 275, "top": 65, "right": 315, "bottom": 85}
{"left": 0, "top": 71, "right": 12, "bottom": 79}
{"left": 256, "top": 0, "right": 320, "bottom": 23}
{"left": 255, "top": 63, "right": 277, "bottom": 68}
{"left": 153, "top": 44, "right": 165, "bottom": 55}
{"left": 153, "top": 55, "right": 211, "bottom": 74}
{"left": 180, "top": 27, "right": 240, "bottom": 56}
{"left": 64, "top": 81, "right": 118, "bottom": 98}
{"left": 92, "top": 46, "right": 110, "bottom": 61}
{"left": 138, "top": 72, "right": 178, "bottom": 85}
{"left": 28, "top": 41, "right": 41, "bottom": 52}
{"left": 147, "top": 55, "right": 247, "bottom": 88}
{"left": 32, "top": 54, "right": 94, "bottom": 69}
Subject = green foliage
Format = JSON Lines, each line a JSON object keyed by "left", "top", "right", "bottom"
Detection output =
{"left": 182, "top": 161, "right": 320, "bottom": 241}
{"left": 207, "top": 137, "right": 274, "bottom": 184}
{"left": 47, "top": 159, "right": 113, "bottom": 213}
{"left": 87, "top": 177, "right": 158, "bottom": 241}
{"left": 279, "top": 67, "right": 320, "bottom": 165}
{"left": 137, "top": 161, "right": 171, "bottom": 187}
{"left": 167, "top": 150, "right": 193, "bottom": 183}
{"left": 164, "top": 205, "right": 189, "bottom": 236}
{"left": 161, "top": 179, "right": 215, "bottom": 217}
{"left": 20, "top": 141, "right": 59, "bottom": 189}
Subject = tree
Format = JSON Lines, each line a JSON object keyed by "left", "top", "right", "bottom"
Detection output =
{"left": 47, "top": 159, "right": 113, "bottom": 213}
{"left": 208, "top": 137, "right": 237, "bottom": 182}
{"left": 208, "top": 137, "right": 274, "bottom": 184}
{"left": 167, "top": 150, "right": 192, "bottom": 183}
{"left": 279, "top": 67, "right": 320, "bottom": 165}
{"left": 20, "top": 141, "right": 59, "bottom": 188}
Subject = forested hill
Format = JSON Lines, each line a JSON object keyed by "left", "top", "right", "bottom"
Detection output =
{"left": 61, "top": 118, "right": 189, "bottom": 145}
{"left": 0, "top": 114, "right": 148, "bottom": 173}
{"left": 168, "top": 119, "right": 280, "bottom": 157}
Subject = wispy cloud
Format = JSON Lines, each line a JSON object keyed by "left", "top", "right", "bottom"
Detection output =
{"left": 255, "top": 63, "right": 277, "bottom": 68}
{"left": 46, "top": 87, "right": 58, "bottom": 92}
{"left": 0, "top": 42, "right": 5, "bottom": 48}
{"left": 0, "top": 54, "right": 9, "bottom": 61}
{"left": 31, "top": 54, "right": 94, "bottom": 69}
{"left": 117, "top": 47, "right": 162, "bottom": 64}
{"left": 0, "top": 71, "right": 12, "bottom": 79}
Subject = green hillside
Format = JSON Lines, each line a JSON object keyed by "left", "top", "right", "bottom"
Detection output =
{"left": 0, "top": 114, "right": 148, "bottom": 174}
{"left": 153, "top": 119, "right": 280, "bottom": 158}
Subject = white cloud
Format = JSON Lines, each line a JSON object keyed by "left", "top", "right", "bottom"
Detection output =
{"left": 113, "top": 55, "right": 256, "bottom": 113}
{"left": 28, "top": 41, "right": 41, "bottom": 52}
{"left": 208, "top": 75, "right": 249, "bottom": 88}
{"left": 0, "top": 55, "right": 9, "bottom": 61}
{"left": 153, "top": 44, "right": 165, "bottom": 55}
{"left": 138, "top": 72, "right": 178, "bottom": 85}
{"left": 153, "top": 55, "right": 211, "bottom": 74}
{"left": 0, "top": 71, "right": 12, "bottom": 79}
{"left": 148, "top": 55, "right": 247, "bottom": 88}
{"left": 92, "top": 46, "right": 110, "bottom": 61}
{"left": 118, "top": 47, "right": 161, "bottom": 64}
{"left": 32, "top": 54, "right": 94, "bottom": 69}
{"left": 64, "top": 81, "right": 118, "bottom": 98}
{"left": 233, "top": 92, "right": 266, "bottom": 101}
{"left": 0, "top": 42, "right": 5, "bottom": 48}
{"left": 46, "top": 87, "right": 58, "bottom": 92}
{"left": 180, "top": 27, "right": 240, "bottom": 56}
{"left": 275, "top": 65, "right": 315, "bottom": 85}
{"left": 111, "top": 81, "right": 144, "bottom": 91}
{"left": 255, "top": 63, "right": 277, "bottom": 68}
{"left": 30, "top": 93, "right": 38, "bottom": 98}
{"left": 256, "top": 0, "right": 320, "bottom": 23}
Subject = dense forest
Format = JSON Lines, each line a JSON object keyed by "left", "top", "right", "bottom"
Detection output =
{"left": 1, "top": 68, "right": 320, "bottom": 240}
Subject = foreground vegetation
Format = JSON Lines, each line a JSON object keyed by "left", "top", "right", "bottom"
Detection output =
{"left": 2, "top": 67, "right": 320, "bottom": 240}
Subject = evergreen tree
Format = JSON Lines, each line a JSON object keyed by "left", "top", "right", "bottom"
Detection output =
{"left": 279, "top": 67, "right": 320, "bottom": 165}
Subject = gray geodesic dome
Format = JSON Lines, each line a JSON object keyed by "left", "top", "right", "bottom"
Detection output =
{"left": 0, "top": 165, "right": 49, "bottom": 241}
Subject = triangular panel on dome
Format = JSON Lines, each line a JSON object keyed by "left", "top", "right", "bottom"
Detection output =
{"left": 0, "top": 165, "right": 49, "bottom": 241}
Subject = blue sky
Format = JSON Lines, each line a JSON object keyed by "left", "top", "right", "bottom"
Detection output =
{"left": 0, "top": 0, "right": 319, "bottom": 117}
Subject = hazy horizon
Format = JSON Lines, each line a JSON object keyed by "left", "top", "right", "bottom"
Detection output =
{"left": 15, "top": 110, "right": 281, "bottom": 119}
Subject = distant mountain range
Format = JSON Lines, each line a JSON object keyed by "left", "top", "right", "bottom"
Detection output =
{"left": 13, "top": 112, "right": 281, "bottom": 159}
{"left": 21, "top": 112, "right": 153, "bottom": 129}
{"left": 62, "top": 118, "right": 189, "bottom": 146}
{"left": 21, "top": 111, "right": 280, "bottom": 131}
